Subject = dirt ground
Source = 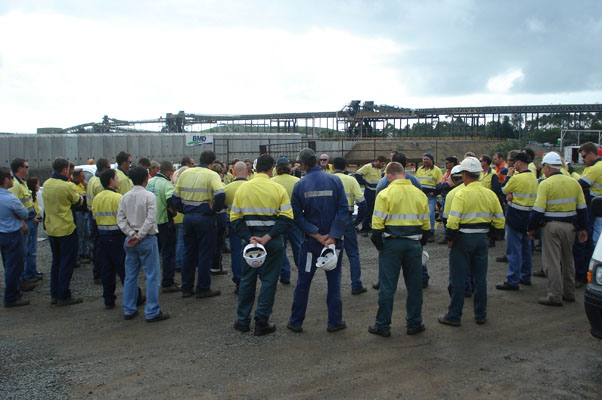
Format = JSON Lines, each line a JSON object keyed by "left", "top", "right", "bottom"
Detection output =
{"left": 2, "top": 228, "right": 602, "bottom": 399}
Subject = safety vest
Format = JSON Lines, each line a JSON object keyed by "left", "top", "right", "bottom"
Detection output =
{"left": 442, "top": 183, "right": 464, "bottom": 220}
{"left": 9, "top": 175, "right": 35, "bottom": 217}
{"left": 272, "top": 173, "right": 300, "bottom": 199}
{"left": 42, "top": 175, "right": 81, "bottom": 237}
{"left": 479, "top": 168, "right": 498, "bottom": 190}
{"left": 173, "top": 166, "right": 225, "bottom": 214}
{"left": 446, "top": 181, "right": 505, "bottom": 233}
{"left": 579, "top": 158, "right": 602, "bottom": 200}
{"left": 322, "top": 164, "right": 335, "bottom": 174}
{"left": 115, "top": 168, "right": 133, "bottom": 195}
{"left": 372, "top": 179, "right": 430, "bottom": 240}
{"left": 416, "top": 165, "right": 442, "bottom": 192}
{"left": 502, "top": 170, "right": 538, "bottom": 212}
{"left": 92, "top": 189, "right": 122, "bottom": 232}
{"left": 334, "top": 172, "right": 365, "bottom": 212}
{"left": 87, "top": 176, "right": 103, "bottom": 211}
{"left": 224, "top": 178, "right": 248, "bottom": 215}
{"left": 355, "top": 163, "right": 383, "bottom": 191}
{"left": 533, "top": 172, "right": 586, "bottom": 220}
{"left": 230, "top": 173, "right": 294, "bottom": 229}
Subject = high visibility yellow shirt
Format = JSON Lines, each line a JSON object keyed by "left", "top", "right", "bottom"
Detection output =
{"left": 533, "top": 173, "right": 586, "bottom": 219}
{"left": 72, "top": 182, "right": 86, "bottom": 196}
{"left": 415, "top": 165, "right": 442, "bottom": 192}
{"left": 86, "top": 176, "right": 104, "bottom": 211}
{"left": 502, "top": 170, "right": 539, "bottom": 211}
{"left": 271, "top": 173, "right": 300, "bottom": 199}
{"left": 579, "top": 159, "right": 602, "bottom": 199}
{"left": 372, "top": 179, "right": 430, "bottom": 239}
{"left": 355, "top": 162, "right": 383, "bottom": 191}
{"left": 223, "top": 172, "right": 233, "bottom": 185}
{"left": 322, "top": 164, "right": 335, "bottom": 174}
{"left": 173, "top": 166, "right": 225, "bottom": 213}
{"left": 479, "top": 168, "right": 498, "bottom": 190}
{"left": 446, "top": 181, "right": 505, "bottom": 233}
{"left": 230, "top": 173, "right": 294, "bottom": 235}
{"left": 528, "top": 162, "right": 537, "bottom": 175}
{"left": 334, "top": 172, "right": 365, "bottom": 212}
{"left": 9, "top": 175, "right": 35, "bottom": 217}
{"left": 42, "top": 176, "right": 81, "bottom": 237}
{"left": 92, "top": 189, "right": 122, "bottom": 232}
{"left": 224, "top": 178, "right": 248, "bottom": 214}
{"left": 115, "top": 168, "right": 133, "bottom": 195}
{"left": 442, "top": 183, "right": 464, "bottom": 220}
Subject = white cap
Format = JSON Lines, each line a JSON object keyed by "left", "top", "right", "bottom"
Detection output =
{"left": 458, "top": 157, "right": 483, "bottom": 173}
{"left": 450, "top": 165, "right": 462, "bottom": 175}
{"left": 542, "top": 152, "right": 562, "bottom": 166}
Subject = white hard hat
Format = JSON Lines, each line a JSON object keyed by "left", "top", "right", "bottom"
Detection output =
{"left": 542, "top": 152, "right": 562, "bottom": 166}
{"left": 450, "top": 165, "right": 462, "bottom": 175}
{"left": 316, "top": 244, "right": 338, "bottom": 271}
{"left": 458, "top": 157, "right": 483, "bottom": 173}
{"left": 422, "top": 250, "right": 430, "bottom": 266}
{"left": 243, "top": 243, "right": 267, "bottom": 268}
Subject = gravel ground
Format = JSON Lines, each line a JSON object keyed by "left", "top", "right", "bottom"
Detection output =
{"left": 2, "top": 228, "right": 602, "bottom": 399}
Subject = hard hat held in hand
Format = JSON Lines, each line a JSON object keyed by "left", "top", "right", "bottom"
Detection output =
{"left": 243, "top": 243, "right": 267, "bottom": 268}
{"left": 316, "top": 244, "right": 338, "bottom": 271}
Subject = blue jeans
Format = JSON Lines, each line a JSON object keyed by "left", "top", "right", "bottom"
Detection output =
{"left": 157, "top": 222, "right": 176, "bottom": 287}
{"left": 446, "top": 233, "right": 488, "bottom": 323}
{"left": 281, "top": 224, "right": 302, "bottom": 281}
{"left": 1, "top": 230, "right": 25, "bottom": 304}
{"left": 505, "top": 225, "right": 532, "bottom": 286}
{"left": 182, "top": 214, "right": 216, "bottom": 293}
{"left": 427, "top": 195, "right": 437, "bottom": 233}
{"left": 75, "top": 211, "right": 90, "bottom": 257}
{"left": 375, "top": 238, "right": 423, "bottom": 331}
{"left": 237, "top": 235, "right": 283, "bottom": 326}
{"left": 123, "top": 235, "right": 160, "bottom": 318}
{"left": 228, "top": 223, "right": 242, "bottom": 284}
{"left": 22, "top": 219, "right": 38, "bottom": 279}
{"left": 360, "top": 188, "right": 376, "bottom": 231}
{"left": 289, "top": 238, "right": 343, "bottom": 329}
{"left": 49, "top": 231, "right": 78, "bottom": 300}
{"left": 175, "top": 223, "right": 184, "bottom": 271}
{"left": 343, "top": 216, "right": 363, "bottom": 290}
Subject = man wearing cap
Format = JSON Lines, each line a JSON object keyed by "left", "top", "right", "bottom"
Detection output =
{"left": 230, "top": 154, "right": 293, "bottom": 336}
{"left": 441, "top": 165, "right": 473, "bottom": 297}
{"left": 271, "top": 156, "right": 301, "bottom": 285}
{"left": 495, "top": 152, "right": 539, "bottom": 291}
{"left": 439, "top": 157, "right": 505, "bottom": 327}
{"left": 416, "top": 153, "right": 442, "bottom": 242}
{"left": 528, "top": 152, "right": 588, "bottom": 306}
{"left": 368, "top": 162, "right": 430, "bottom": 337}
{"left": 319, "top": 154, "right": 335, "bottom": 174}
{"left": 288, "top": 148, "right": 349, "bottom": 333}
{"left": 146, "top": 160, "right": 180, "bottom": 293}
{"left": 354, "top": 155, "right": 388, "bottom": 236}
{"left": 333, "top": 157, "right": 367, "bottom": 295}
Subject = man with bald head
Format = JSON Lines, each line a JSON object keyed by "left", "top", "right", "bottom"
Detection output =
{"left": 319, "top": 154, "right": 334, "bottom": 174}
{"left": 224, "top": 161, "right": 250, "bottom": 293}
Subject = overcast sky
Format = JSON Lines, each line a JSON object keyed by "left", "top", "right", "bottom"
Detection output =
{"left": 1, "top": 0, "right": 601, "bottom": 133}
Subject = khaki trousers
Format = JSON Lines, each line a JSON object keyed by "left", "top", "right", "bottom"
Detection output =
{"left": 542, "top": 221, "right": 576, "bottom": 301}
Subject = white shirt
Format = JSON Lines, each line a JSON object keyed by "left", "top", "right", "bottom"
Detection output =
{"left": 117, "top": 186, "right": 158, "bottom": 240}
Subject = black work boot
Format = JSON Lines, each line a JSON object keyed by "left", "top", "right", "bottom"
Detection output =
{"left": 254, "top": 320, "right": 277, "bottom": 336}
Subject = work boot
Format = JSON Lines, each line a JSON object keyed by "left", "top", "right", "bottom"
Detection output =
{"left": 496, "top": 255, "right": 508, "bottom": 263}
{"left": 196, "top": 289, "right": 221, "bottom": 298}
{"left": 57, "top": 297, "right": 83, "bottom": 306}
{"left": 4, "top": 298, "right": 30, "bottom": 308}
{"left": 537, "top": 296, "right": 562, "bottom": 306}
{"left": 254, "top": 321, "right": 276, "bottom": 336}
{"left": 161, "top": 283, "right": 181, "bottom": 293}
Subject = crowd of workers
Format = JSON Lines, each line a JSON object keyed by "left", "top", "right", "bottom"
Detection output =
{"left": 1, "top": 142, "right": 600, "bottom": 335}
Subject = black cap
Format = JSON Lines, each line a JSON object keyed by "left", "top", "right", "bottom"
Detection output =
{"left": 513, "top": 152, "right": 530, "bottom": 163}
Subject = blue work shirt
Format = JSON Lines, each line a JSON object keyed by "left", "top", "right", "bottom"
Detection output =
{"left": 291, "top": 166, "right": 349, "bottom": 243}
{"left": 0, "top": 188, "right": 29, "bottom": 233}
{"left": 375, "top": 172, "right": 421, "bottom": 195}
